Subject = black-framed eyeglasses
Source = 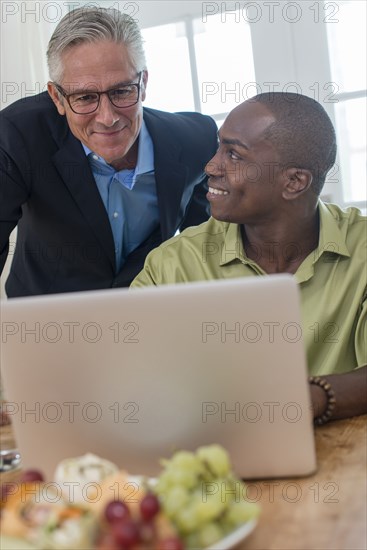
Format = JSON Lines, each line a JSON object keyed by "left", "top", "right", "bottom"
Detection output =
{"left": 53, "top": 72, "right": 142, "bottom": 114}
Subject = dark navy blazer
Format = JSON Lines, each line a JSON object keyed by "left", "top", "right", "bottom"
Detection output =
{"left": 0, "top": 93, "right": 218, "bottom": 296}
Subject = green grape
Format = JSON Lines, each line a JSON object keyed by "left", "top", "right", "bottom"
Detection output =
{"left": 201, "top": 476, "right": 242, "bottom": 508}
{"left": 169, "top": 451, "right": 202, "bottom": 473}
{"left": 183, "top": 531, "right": 201, "bottom": 549}
{"left": 224, "top": 499, "right": 261, "bottom": 528}
{"left": 197, "top": 445, "right": 231, "bottom": 478}
{"left": 164, "top": 467, "right": 198, "bottom": 490}
{"left": 195, "top": 489, "right": 227, "bottom": 523}
{"left": 197, "top": 522, "right": 223, "bottom": 548}
{"left": 154, "top": 445, "right": 261, "bottom": 548}
{"left": 162, "top": 486, "right": 190, "bottom": 518}
{"left": 156, "top": 452, "right": 203, "bottom": 492}
{"left": 154, "top": 474, "right": 171, "bottom": 495}
{"left": 218, "top": 515, "right": 236, "bottom": 537}
{"left": 175, "top": 504, "right": 201, "bottom": 534}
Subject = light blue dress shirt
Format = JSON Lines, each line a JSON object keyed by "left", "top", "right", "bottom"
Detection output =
{"left": 82, "top": 121, "right": 159, "bottom": 272}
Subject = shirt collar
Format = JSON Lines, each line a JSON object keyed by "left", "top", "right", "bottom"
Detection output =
{"left": 219, "top": 223, "right": 247, "bottom": 266}
{"left": 218, "top": 200, "right": 350, "bottom": 269}
{"left": 82, "top": 119, "right": 154, "bottom": 179}
{"left": 315, "top": 200, "right": 350, "bottom": 259}
{"left": 134, "top": 119, "right": 154, "bottom": 176}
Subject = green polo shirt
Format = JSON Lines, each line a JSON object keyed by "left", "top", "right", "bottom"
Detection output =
{"left": 132, "top": 202, "right": 367, "bottom": 375}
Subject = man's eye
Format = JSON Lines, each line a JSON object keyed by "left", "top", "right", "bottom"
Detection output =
{"left": 111, "top": 88, "right": 133, "bottom": 98}
{"left": 73, "top": 94, "right": 98, "bottom": 104}
{"left": 229, "top": 151, "right": 240, "bottom": 160}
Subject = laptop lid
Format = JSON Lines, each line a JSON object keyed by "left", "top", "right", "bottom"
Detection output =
{"left": 1, "top": 275, "right": 316, "bottom": 480}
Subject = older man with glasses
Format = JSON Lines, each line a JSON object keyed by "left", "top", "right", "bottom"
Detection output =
{"left": 0, "top": 7, "right": 217, "bottom": 297}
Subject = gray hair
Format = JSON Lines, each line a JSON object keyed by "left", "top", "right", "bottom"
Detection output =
{"left": 47, "top": 7, "right": 147, "bottom": 83}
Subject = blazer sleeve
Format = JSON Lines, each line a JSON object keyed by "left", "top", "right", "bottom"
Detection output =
{"left": 0, "top": 115, "right": 31, "bottom": 275}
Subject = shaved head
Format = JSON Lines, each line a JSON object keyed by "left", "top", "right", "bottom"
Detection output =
{"left": 247, "top": 92, "right": 337, "bottom": 195}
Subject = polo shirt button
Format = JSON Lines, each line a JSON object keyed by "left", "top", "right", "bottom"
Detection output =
{"left": 113, "top": 212, "right": 119, "bottom": 218}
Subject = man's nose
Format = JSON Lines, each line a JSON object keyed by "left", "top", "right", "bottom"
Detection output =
{"left": 205, "top": 152, "right": 223, "bottom": 177}
{"left": 94, "top": 93, "right": 119, "bottom": 126}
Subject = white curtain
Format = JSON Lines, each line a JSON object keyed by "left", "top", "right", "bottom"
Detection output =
{"left": 0, "top": 1, "right": 69, "bottom": 109}
{"left": 0, "top": 3, "right": 70, "bottom": 297}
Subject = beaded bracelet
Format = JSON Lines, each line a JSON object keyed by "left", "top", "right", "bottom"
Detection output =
{"left": 309, "top": 376, "right": 336, "bottom": 426}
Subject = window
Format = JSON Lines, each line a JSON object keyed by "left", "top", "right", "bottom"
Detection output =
{"left": 325, "top": 0, "right": 366, "bottom": 206}
{"left": 142, "top": 12, "right": 255, "bottom": 122}
{"left": 141, "top": 1, "right": 366, "bottom": 210}
{"left": 141, "top": 22, "right": 195, "bottom": 112}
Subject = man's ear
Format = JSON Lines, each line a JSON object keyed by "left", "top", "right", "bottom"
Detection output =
{"left": 47, "top": 82, "right": 66, "bottom": 116}
{"left": 140, "top": 70, "right": 148, "bottom": 102}
{"left": 282, "top": 167, "right": 313, "bottom": 200}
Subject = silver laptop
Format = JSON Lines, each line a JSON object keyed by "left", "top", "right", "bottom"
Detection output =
{"left": 0, "top": 275, "right": 316, "bottom": 480}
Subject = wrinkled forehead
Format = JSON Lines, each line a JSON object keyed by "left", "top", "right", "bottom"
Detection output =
{"left": 59, "top": 40, "right": 136, "bottom": 87}
{"left": 221, "top": 100, "right": 276, "bottom": 145}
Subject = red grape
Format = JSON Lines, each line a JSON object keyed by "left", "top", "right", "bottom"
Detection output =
{"left": 105, "top": 500, "right": 130, "bottom": 524}
{"left": 20, "top": 469, "right": 44, "bottom": 482}
{"left": 158, "top": 537, "right": 184, "bottom": 550}
{"left": 112, "top": 520, "right": 140, "bottom": 548}
{"left": 140, "top": 493, "right": 160, "bottom": 521}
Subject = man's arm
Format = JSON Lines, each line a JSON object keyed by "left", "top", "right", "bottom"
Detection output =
{"left": 310, "top": 366, "right": 367, "bottom": 422}
{"left": 130, "top": 246, "right": 163, "bottom": 288}
{"left": 0, "top": 145, "right": 29, "bottom": 275}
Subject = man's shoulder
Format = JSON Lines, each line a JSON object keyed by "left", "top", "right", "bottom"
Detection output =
{"left": 320, "top": 202, "right": 367, "bottom": 264}
{"left": 0, "top": 92, "right": 70, "bottom": 151}
{"left": 156, "top": 218, "right": 229, "bottom": 254}
{"left": 0, "top": 92, "right": 64, "bottom": 137}
{"left": 131, "top": 218, "right": 231, "bottom": 286}
{"left": 143, "top": 106, "right": 217, "bottom": 133}
{"left": 322, "top": 202, "right": 366, "bottom": 233}
{"left": 1, "top": 91, "right": 55, "bottom": 118}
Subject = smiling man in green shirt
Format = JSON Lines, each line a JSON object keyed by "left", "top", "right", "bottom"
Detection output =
{"left": 132, "top": 92, "right": 367, "bottom": 424}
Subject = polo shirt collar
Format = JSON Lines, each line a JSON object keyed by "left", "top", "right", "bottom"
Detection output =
{"left": 219, "top": 223, "right": 249, "bottom": 266}
{"left": 218, "top": 200, "right": 350, "bottom": 272}
{"left": 315, "top": 200, "right": 350, "bottom": 259}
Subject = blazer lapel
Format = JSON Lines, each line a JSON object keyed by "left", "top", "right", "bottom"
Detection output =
{"left": 52, "top": 131, "right": 116, "bottom": 269}
{"left": 143, "top": 109, "right": 188, "bottom": 239}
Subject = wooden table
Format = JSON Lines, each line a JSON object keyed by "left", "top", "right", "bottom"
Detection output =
{"left": 1, "top": 415, "right": 366, "bottom": 549}
{"left": 241, "top": 415, "right": 367, "bottom": 550}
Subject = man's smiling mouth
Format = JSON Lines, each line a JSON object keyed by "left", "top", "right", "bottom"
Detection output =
{"left": 95, "top": 129, "right": 123, "bottom": 136}
{"left": 208, "top": 186, "right": 229, "bottom": 196}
